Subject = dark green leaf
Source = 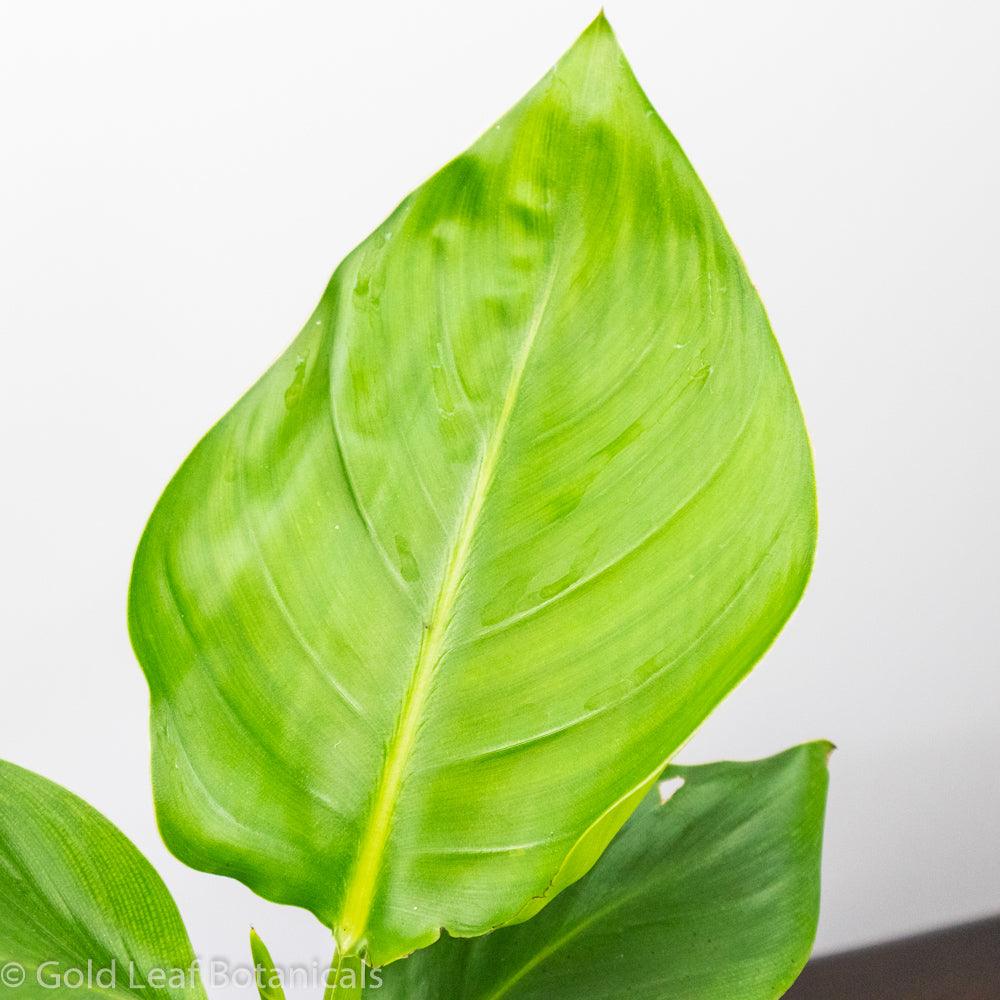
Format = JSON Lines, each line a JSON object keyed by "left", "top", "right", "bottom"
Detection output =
{"left": 371, "top": 744, "right": 831, "bottom": 999}
{"left": 0, "top": 759, "right": 206, "bottom": 1000}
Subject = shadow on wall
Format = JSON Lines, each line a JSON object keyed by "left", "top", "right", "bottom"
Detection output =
{"left": 813, "top": 725, "right": 1000, "bottom": 954}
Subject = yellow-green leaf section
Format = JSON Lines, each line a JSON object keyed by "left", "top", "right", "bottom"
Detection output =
{"left": 128, "top": 14, "right": 816, "bottom": 965}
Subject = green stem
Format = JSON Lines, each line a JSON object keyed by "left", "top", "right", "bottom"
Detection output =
{"left": 323, "top": 949, "right": 363, "bottom": 1000}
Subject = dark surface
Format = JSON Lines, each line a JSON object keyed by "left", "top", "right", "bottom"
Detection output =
{"left": 785, "top": 915, "right": 1000, "bottom": 999}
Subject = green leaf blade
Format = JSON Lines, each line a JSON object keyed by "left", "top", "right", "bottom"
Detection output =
{"left": 371, "top": 743, "right": 832, "bottom": 1000}
{"left": 0, "top": 760, "right": 206, "bottom": 1000}
{"left": 249, "top": 929, "right": 288, "bottom": 1000}
{"left": 129, "top": 13, "right": 816, "bottom": 964}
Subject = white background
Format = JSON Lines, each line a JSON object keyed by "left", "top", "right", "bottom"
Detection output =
{"left": 2, "top": 1, "right": 998, "bottom": 995}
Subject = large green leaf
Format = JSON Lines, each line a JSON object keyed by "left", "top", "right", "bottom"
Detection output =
{"left": 371, "top": 743, "right": 831, "bottom": 1000}
{"left": 0, "top": 760, "right": 206, "bottom": 1000}
{"left": 128, "top": 13, "right": 816, "bottom": 964}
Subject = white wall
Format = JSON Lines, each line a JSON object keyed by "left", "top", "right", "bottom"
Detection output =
{"left": 1, "top": 1, "right": 997, "bottom": 993}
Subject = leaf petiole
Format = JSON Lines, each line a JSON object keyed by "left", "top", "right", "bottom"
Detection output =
{"left": 323, "top": 949, "right": 363, "bottom": 1000}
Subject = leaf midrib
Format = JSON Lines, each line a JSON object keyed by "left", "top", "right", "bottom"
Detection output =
{"left": 476, "top": 876, "right": 651, "bottom": 1000}
{"left": 336, "top": 257, "right": 561, "bottom": 954}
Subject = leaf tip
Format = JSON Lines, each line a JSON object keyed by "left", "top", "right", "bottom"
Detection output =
{"left": 583, "top": 8, "right": 618, "bottom": 42}
{"left": 556, "top": 8, "right": 635, "bottom": 99}
{"left": 249, "top": 926, "right": 272, "bottom": 968}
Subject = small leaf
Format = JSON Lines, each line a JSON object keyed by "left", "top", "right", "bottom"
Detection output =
{"left": 0, "top": 759, "right": 207, "bottom": 1000}
{"left": 250, "top": 929, "right": 287, "bottom": 1000}
{"left": 129, "top": 12, "right": 816, "bottom": 964}
{"left": 370, "top": 743, "right": 832, "bottom": 1000}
